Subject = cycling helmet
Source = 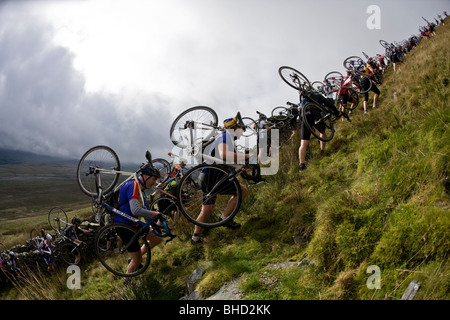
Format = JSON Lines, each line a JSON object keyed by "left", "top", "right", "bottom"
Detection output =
{"left": 141, "top": 165, "right": 161, "bottom": 178}
{"left": 46, "top": 234, "right": 53, "bottom": 242}
{"left": 72, "top": 216, "right": 82, "bottom": 225}
{"left": 224, "top": 112, "right": 245, "bottom": 131}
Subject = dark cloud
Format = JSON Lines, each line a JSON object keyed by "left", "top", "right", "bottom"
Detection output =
{"left": 0, "top": 8, "right": 174, "bottom": 163}
{"left": 0, "top": 0, "right": 448, "bottom": 164}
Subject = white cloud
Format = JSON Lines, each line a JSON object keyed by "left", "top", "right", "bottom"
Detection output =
{"left": 0, "top": 0, "right": 448, "bottom": 163}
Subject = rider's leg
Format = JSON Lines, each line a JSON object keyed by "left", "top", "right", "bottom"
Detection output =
{"left": 222, "top": 183, "right": 247, "bottom": 218}
{"left": 299, "top": 139, "right": 310, "bottom": 166}
{"left": 127, "top": 251, "right": 142, "bottom": 274}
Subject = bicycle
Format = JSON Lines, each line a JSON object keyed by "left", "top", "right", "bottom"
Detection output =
{"left": 342, "top": 56, "right": 373, "bottom": 94}
{"left": 0, "top": 242, "right": 20, "bottom": 274}
{"left": 362, "top": 51, "right": 383, "bottom": 85}
{"left": 278, "top": 66, "right": 351, "bottom": 142}
{"left": 379, "top": 40, "right": 405, "bottom": 64}
{"left": 48, "top": 207, "right": 89, "bottom": 265}
{"left": 30, "top": 223, "right": 81, "bottom": 266}
{"left": 77, "top": 145, "right": 159, "bottom": 225}
{"left": 77, "top": 146, "right": 177, "bottom": 277}
{"left": 169, "top": 107, "right": 265, "bottom": 228}
{"left": 324, "top": 70, "right": 360, "bottom": 113}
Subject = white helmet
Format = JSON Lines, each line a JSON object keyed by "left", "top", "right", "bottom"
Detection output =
{"left": 46, "top": 234, "right": 53, "bottom": 242}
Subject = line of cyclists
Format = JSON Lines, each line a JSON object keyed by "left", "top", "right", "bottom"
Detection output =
{"left": 0, "top": 14, "right": 447, "bottom": 283}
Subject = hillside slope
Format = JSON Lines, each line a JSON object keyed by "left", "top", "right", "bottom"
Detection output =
{"left": 160, "top": 19, "right": 449, "bottom": 300}
{"left": 2, "top": 20, "right": 448, "bottom": 300}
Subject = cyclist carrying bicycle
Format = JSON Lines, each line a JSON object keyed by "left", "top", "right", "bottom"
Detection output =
{"left": 358, "top": 59, "right": 380, "bottom": 114}
{"left": 337, "top": 71, "right": 359, "bottom": 113}
{"left": 38, "top": 232, "right": 57, "bottom": 273}
{"left": 114, "top": 166, "right": 166, "bottom": 274}
{"left": 170, "top": 159, "right": 187, "bottom": 177}
{"left": 191, "top": 112, "right": 250, "bottom": 244}
{"left": 65, "top": 217, "right": 90, "bottom": 246}
{"left": 256, "top": 113, "right": 271, "bottom": 164}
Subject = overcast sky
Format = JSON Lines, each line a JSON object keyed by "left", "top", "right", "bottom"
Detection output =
{"left": 0, "top": 0, "right": 448, "bottom": 163}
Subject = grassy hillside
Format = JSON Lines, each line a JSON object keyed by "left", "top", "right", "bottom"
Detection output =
{"left": 1, "top": 20, "right": 449, "bottom": 300}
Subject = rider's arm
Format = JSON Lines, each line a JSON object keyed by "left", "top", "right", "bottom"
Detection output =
{"left": 218, "top": 142, "right": 248, "bottom": 162}
{"left": 129, "top": 198, "right": 159, "bottom": 221}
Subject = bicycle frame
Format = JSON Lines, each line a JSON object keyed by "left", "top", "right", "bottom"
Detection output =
{"left": 92, "top": 167, "right": 148, "bottom": 208}
{"left": 93, "top": 168, "right": 175, "bottom": 245}
{"left": 51, "top": 217, "right": 84, "bottom": 248}
{"left": 102, "top": 202, "right": 175, "bottom": 248}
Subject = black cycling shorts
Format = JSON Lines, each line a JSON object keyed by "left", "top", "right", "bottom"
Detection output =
{"left": 116, "top": 225, "right": 149, "bottom": 253}
{"left": 198, "top": 168, "right": 237, "bottom": 205}
{"left": 301, "top": 109, "right": 325, "bottom": 141}
{"left": 363, "top": 81, "right": 381, "bottom": 101}
{"left": 340, "top": 92, "right": 355, "bottom": 105}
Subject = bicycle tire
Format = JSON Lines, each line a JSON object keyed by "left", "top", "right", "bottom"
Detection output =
{"left": 59, "top": 242, "right": 81, "bottom": 265}
{"left": 177, "top": 164, "right": 242, "bottom": 228}
{"left": 271, "top": 106, "right": 290, "bottom": 121}
{"left": 343, "top": 56, "right": 364, "bottom": 71}
{"left": 150, "top": 196, "right": 180, "bottom": 230}
{"left": 77, "top": 145, "right": 121, "bottom": 197}
{"left": 152, "top": 158, "right": 172, "bottom": 184}
{"left": 312, "top": 81, "right": 327, "bottom": 95}
{"left": 95, "top": 223, "right": 151, "bottom": 277}
{"left": 170, "top": 106, "right": 218, "bottom": 149}
{"left": 324, "top": 71, "right": 344, "bottom": 89}
{"left": 351, "top": 72, "right": 372, "bottom": 94}
{"left": 340, "top": 91, "right": 360, "bottom": 111}
{"left": 278, "top": 66, "right": 311, "bottom": 91}
{"left": 241, "top": 117, "right": 258, "bottom": 138}
{"left": 379, "top": 40, "right": 393, "bottom": 50}
{"left": 302, "top": 102, "right": 335, "bottom": 142}
{"left": 30, "top": 228, "right": 41, "bottom": 249}
{"left": 48, "top": 207, "right": 69, "bottom": 232}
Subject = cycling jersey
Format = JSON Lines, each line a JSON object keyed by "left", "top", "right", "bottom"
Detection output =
{"left": 65, "top": 226, "right": 79, "bottom": 240}
{"left": 164, "top": 177, "right": 179, "bottom": 194}
{"left": 207, "top": 131, "right": 236, "bottom": 159}
{"left": 358, "top": 62, "right": 372, "bottom": 76}
{"left": 114, "top": 179, "right": 146, "bottom": 225}
{"left": 171, "top": 164, "right": 184, "bottom": 176}
{"left": 338, "top": 77, "right": 352, "bottom": 95}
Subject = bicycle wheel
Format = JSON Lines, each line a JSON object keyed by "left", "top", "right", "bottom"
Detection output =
{"left": 177, "top": 164, "right": 242, "bottom": 228}
{"left": 95, "top": 223, "right": 151, "bottom": 277}
{"left": 341, "top": 91, "right": 360, "bottom": 111}
{"left": 151, "top": 158, "right": 172, "bottom": 183}
{"left": 77, "top": 145, "right": 121, "bottom": 197}
{"left": 59, "top": 242, "right": 81, "bottom": 265}
{"left": 278, "top": 66, "right": 311, "bottom": 91}
{"left": 48, "top": 207, "right": 69, "bottom": 232}
{"left": 150, "top": 196, "right": 180, "bottom": 229}
{"left": 302, "top": 102, "right": 335, "bottom": 142}
{"left": 351, "top": 72, "right": 372, "bottom": 94}
{"left": 324, "top": 71, "right": 344, "bottom": 90}
{"left": 271, "top": 106, "right": 290, "bottom": 121}
{"left": 241, "top": 117, "right": 257, "bottom": 138}
{"left": 30, "top": 228, "right": 41, "bottom": 249}
{"left": 170, "top": 106, "right": 218, "bottom": 150}
{"left": 343, "top": 56, "right": 364, "bottom": 71}
{"left": 379, "top": 40, "right": 393, "bottom": 50}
